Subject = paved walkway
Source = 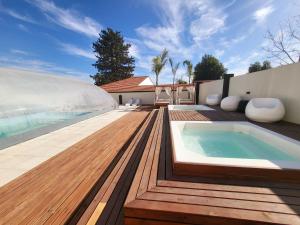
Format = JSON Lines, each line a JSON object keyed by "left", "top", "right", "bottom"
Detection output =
{"left": 0, "top": 108, "right": 130, "bottom": 187}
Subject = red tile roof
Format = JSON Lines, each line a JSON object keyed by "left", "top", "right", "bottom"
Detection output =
{"left": 100, "top": 76, "right": 194, "bottom": 93}
{"left": 100, "top": 76, "right": 154, "bottom": 93}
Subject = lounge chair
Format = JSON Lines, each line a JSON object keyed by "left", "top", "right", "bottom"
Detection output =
{"left": 125, "top": 98, "right": 134, "bottom": 107}
{"left": 221, "top": 96, "right": 241, "bottom": 111}
{"left": 176, "top": 86, "right": 195, "bottom": 105}
{"left": 206, "top": 94, "right": 221, "bottom": 106}
{"left": 132, "top": 98, "right": 141, "bottom": 106}
{"left": 245, "top": 98, "right": 285, "bottom": 122}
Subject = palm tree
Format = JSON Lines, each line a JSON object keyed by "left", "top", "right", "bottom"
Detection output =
{"left": 169, "top": 58, "right": 180, "bottom": 87}
{"left": 169, "top": 58, "right": 180, "bottom": 103}
{"left": 152, "top": 49, "right": 168, "bottom": 86}
{"left": 183, "top": 60, "right": 193, "bottom": 84}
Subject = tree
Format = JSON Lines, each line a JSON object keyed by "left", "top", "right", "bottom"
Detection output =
{"left": 262, "top": 60, "right": 272, "bottom": 70}
{"left": 176, "top": 78, "right": 187, "bottom": 84}
{"left": 152, "top": 49, "right": 168, "bottom": 86}
{"left": 263, "top": 16, "right": 300, "bottom": 64}
{"left": 248, "top": 60, "right": 272, "bottom": 73}
{"left": 91, "top": 28, "right": 135, "bottom": 85}
{"left": 194, "top": 55, "right": 226, "bottom": 81}
{"left": 248, "top": 62, "right": 262, "bottom": 73}
{"left": 169, "top": 58, "right": 180, "bottom": 87}
{"left": 183, "top": 60, "right": 193, "bottom": 84}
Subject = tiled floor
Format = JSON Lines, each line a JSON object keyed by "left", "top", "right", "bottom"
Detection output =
{"left": 0, "top": 108, "right": 131, "bottom": 187}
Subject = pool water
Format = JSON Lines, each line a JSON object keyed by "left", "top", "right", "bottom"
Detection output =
{"left": 182, "top": 129, "right": 296, "bottom": 161}
{"left": 0, "top": 111, "right": 91, "bottom": 139}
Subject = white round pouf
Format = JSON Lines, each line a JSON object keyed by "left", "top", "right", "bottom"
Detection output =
{"left": 221, "top": 96, "right": 241, "bottom": 111}
{"left": 206, "top": 94, "right": 221, "bottom": 106}
{"left": 245, "top": 98, "right": 285, "bottom": 123}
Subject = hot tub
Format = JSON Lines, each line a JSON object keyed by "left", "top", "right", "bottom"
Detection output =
{"left": 168, "top": 105, "right": 214, "bottom": 111}
{"left": 170, "top": 121, "right": 300, "bottom": 181}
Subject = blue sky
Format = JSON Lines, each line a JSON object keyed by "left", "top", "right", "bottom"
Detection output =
{"left": 0, "top": 0, "right": 299, "bottom": 84}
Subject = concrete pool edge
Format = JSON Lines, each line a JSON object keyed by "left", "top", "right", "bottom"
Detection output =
{"left": 0, "top": 108, "right": 131, "bottom": 187}
{"left": 170, "top": 121, "right": 300, "bottom": 182}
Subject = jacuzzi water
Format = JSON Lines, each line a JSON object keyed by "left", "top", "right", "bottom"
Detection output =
{"left": 0, "top": 111, "right": 91, "bottom": 139}
{"left": 182, "top": 129, "right": 296, "bottom": 161}
{"left": 171, "top": 121, "right": 300, "bottom": 170}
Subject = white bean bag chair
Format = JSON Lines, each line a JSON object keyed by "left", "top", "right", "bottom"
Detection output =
{"left": 245, "top": 98, "right": 285, "bottom": 123}
{"left": 206, "top": 94, "right": 221, "bottom": 106}
{"left": 221, "top": 96, "right": 242, "bottom": 111}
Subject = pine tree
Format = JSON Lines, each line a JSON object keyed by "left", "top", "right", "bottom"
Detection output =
{"left": 91, "top": 28, "right": 135, "bottom": 85}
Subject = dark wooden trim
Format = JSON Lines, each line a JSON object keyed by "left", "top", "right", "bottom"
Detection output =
{"left": 222, "top": 73, "right": 234, "bottom": 99}
{"left": 173, "top": 161, "right": 300, "bottom": 183}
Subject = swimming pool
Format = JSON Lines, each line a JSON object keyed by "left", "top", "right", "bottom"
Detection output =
{"left": 0, "top": 111, "right": 101, "bottom": 149}
{"left": 0, "top": 111, "right": 91, "bottom": 139}
{"left": 171, "top": 121, "right": 300, "bottom": 181}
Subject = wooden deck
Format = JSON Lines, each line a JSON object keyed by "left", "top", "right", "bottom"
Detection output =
{"left": 124, "top": 107, "right": 300, "bottom": 225}
{"left": 0, "top": 108, "right": 154, "bottom": 225}
{"left": 1, "top": 106, "right": 300, "bottom": 224}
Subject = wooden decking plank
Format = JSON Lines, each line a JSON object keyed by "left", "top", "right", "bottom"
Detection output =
{"left": 67, "top": 110, "right": 156, "bottom": 225}
{"left": 0, "top": 110, "right": 149, "bottom": 225}
{"left": 125, "top": 217, "right": 193, "bottom": 225}
{"left": 125, "top": 107, "right": 300, "bottom": 225}
{"left": 148, "top": 108, "right": 164, "bottom": 189}
{"left": 125, "top": 199, "right": 300, "bottom": 225}
{"left": 157, "top": 180, "right": 300, "bottom": 197}
{"left": 138, "top": 191, "right": 299, "bottom": 215}
{"left": 136, "top": 108, "right": 164, "bottom": 196}
{"left": 98, "top": 111, "right": 158, "bottom": 225}
{"left": 125, "top": 109, "right": 160, "bottom": 204}
{"left": 151, "top": 186, "right": 300, "bottom": 205}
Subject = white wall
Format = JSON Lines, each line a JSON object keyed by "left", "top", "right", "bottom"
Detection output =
{"left": 198, "top": 63, "right": 300, "bottom": 124}
{"left": 110, "top": 92, "right": 155, "bottom": 105}
{"left": 139, "top": 77, "right": 154, "bottom": 86}
{"left": 110, "top": 90, "right": 190, "bottom": 105}
{"left": 199, "top": 80, "right": 223, "bottom": 104}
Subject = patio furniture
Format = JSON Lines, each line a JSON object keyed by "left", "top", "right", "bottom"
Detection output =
{"left": 155, "top": 87, "right": 172, "bottom": 106}
{"left": 125, "top": 98, "right": 134, "bottom": 107}
{"left": 221, "top": 96, "right": 241, "bottom": 111}
{"left": 245, "top": 98, "right": 285, "bottom": 122}
{"left": 176, "top": 86, "right": 195, "bottom": 105}
{"left": 206, "top": 94, "right": 221, "bottom": 106}
{"left": 132, "top": 98, "right": 141, "bottom": 106}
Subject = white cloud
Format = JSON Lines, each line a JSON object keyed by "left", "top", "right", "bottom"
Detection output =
{"left": 10, "top": 49, "right": 29, "bottom": 55}
{"left": 188, "top": 0, "right": 227, "bottom": 43}
{"left": 190, "top": 15, "right": 225, "bottom": 43}
{"left": 0, "top": 56, "right": 90, "bottom": 81}
{"left": 28, "top": 0, "right": 102, "bottom": 37}
{"left": 128, "top": 43, "right": 140, "bottom": 59}
{"left": 59, "top": 43, "right": 96, "bottom": 60}
{"left": 135, "top": 0, "right": 228, "bottom": 60}
{"left": 214, "top": 49, "right": 225, "bottom": 58}
{"left": 253, "top": 5, "right": 274, "bottom": 24}
{"left": 225, "top": 51, "right": 261, "bottom": 75}
{"left": 0, "top": 5, "right": 38, "bottom": 24}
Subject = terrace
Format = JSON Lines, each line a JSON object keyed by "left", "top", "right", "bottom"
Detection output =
{"left": 0, "top": 105, "right": 300, "bottom": 224}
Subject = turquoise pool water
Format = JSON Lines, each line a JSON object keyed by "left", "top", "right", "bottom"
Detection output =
{"left": 0, "top": 111, "right": 90, "bottom": 139}
{"left": 182, "top": 129, "right": 295, "bottom": 161}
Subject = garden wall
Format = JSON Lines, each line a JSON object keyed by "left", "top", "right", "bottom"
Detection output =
{"left": 199, "top": 62, "right": 300, "bottom": 124}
